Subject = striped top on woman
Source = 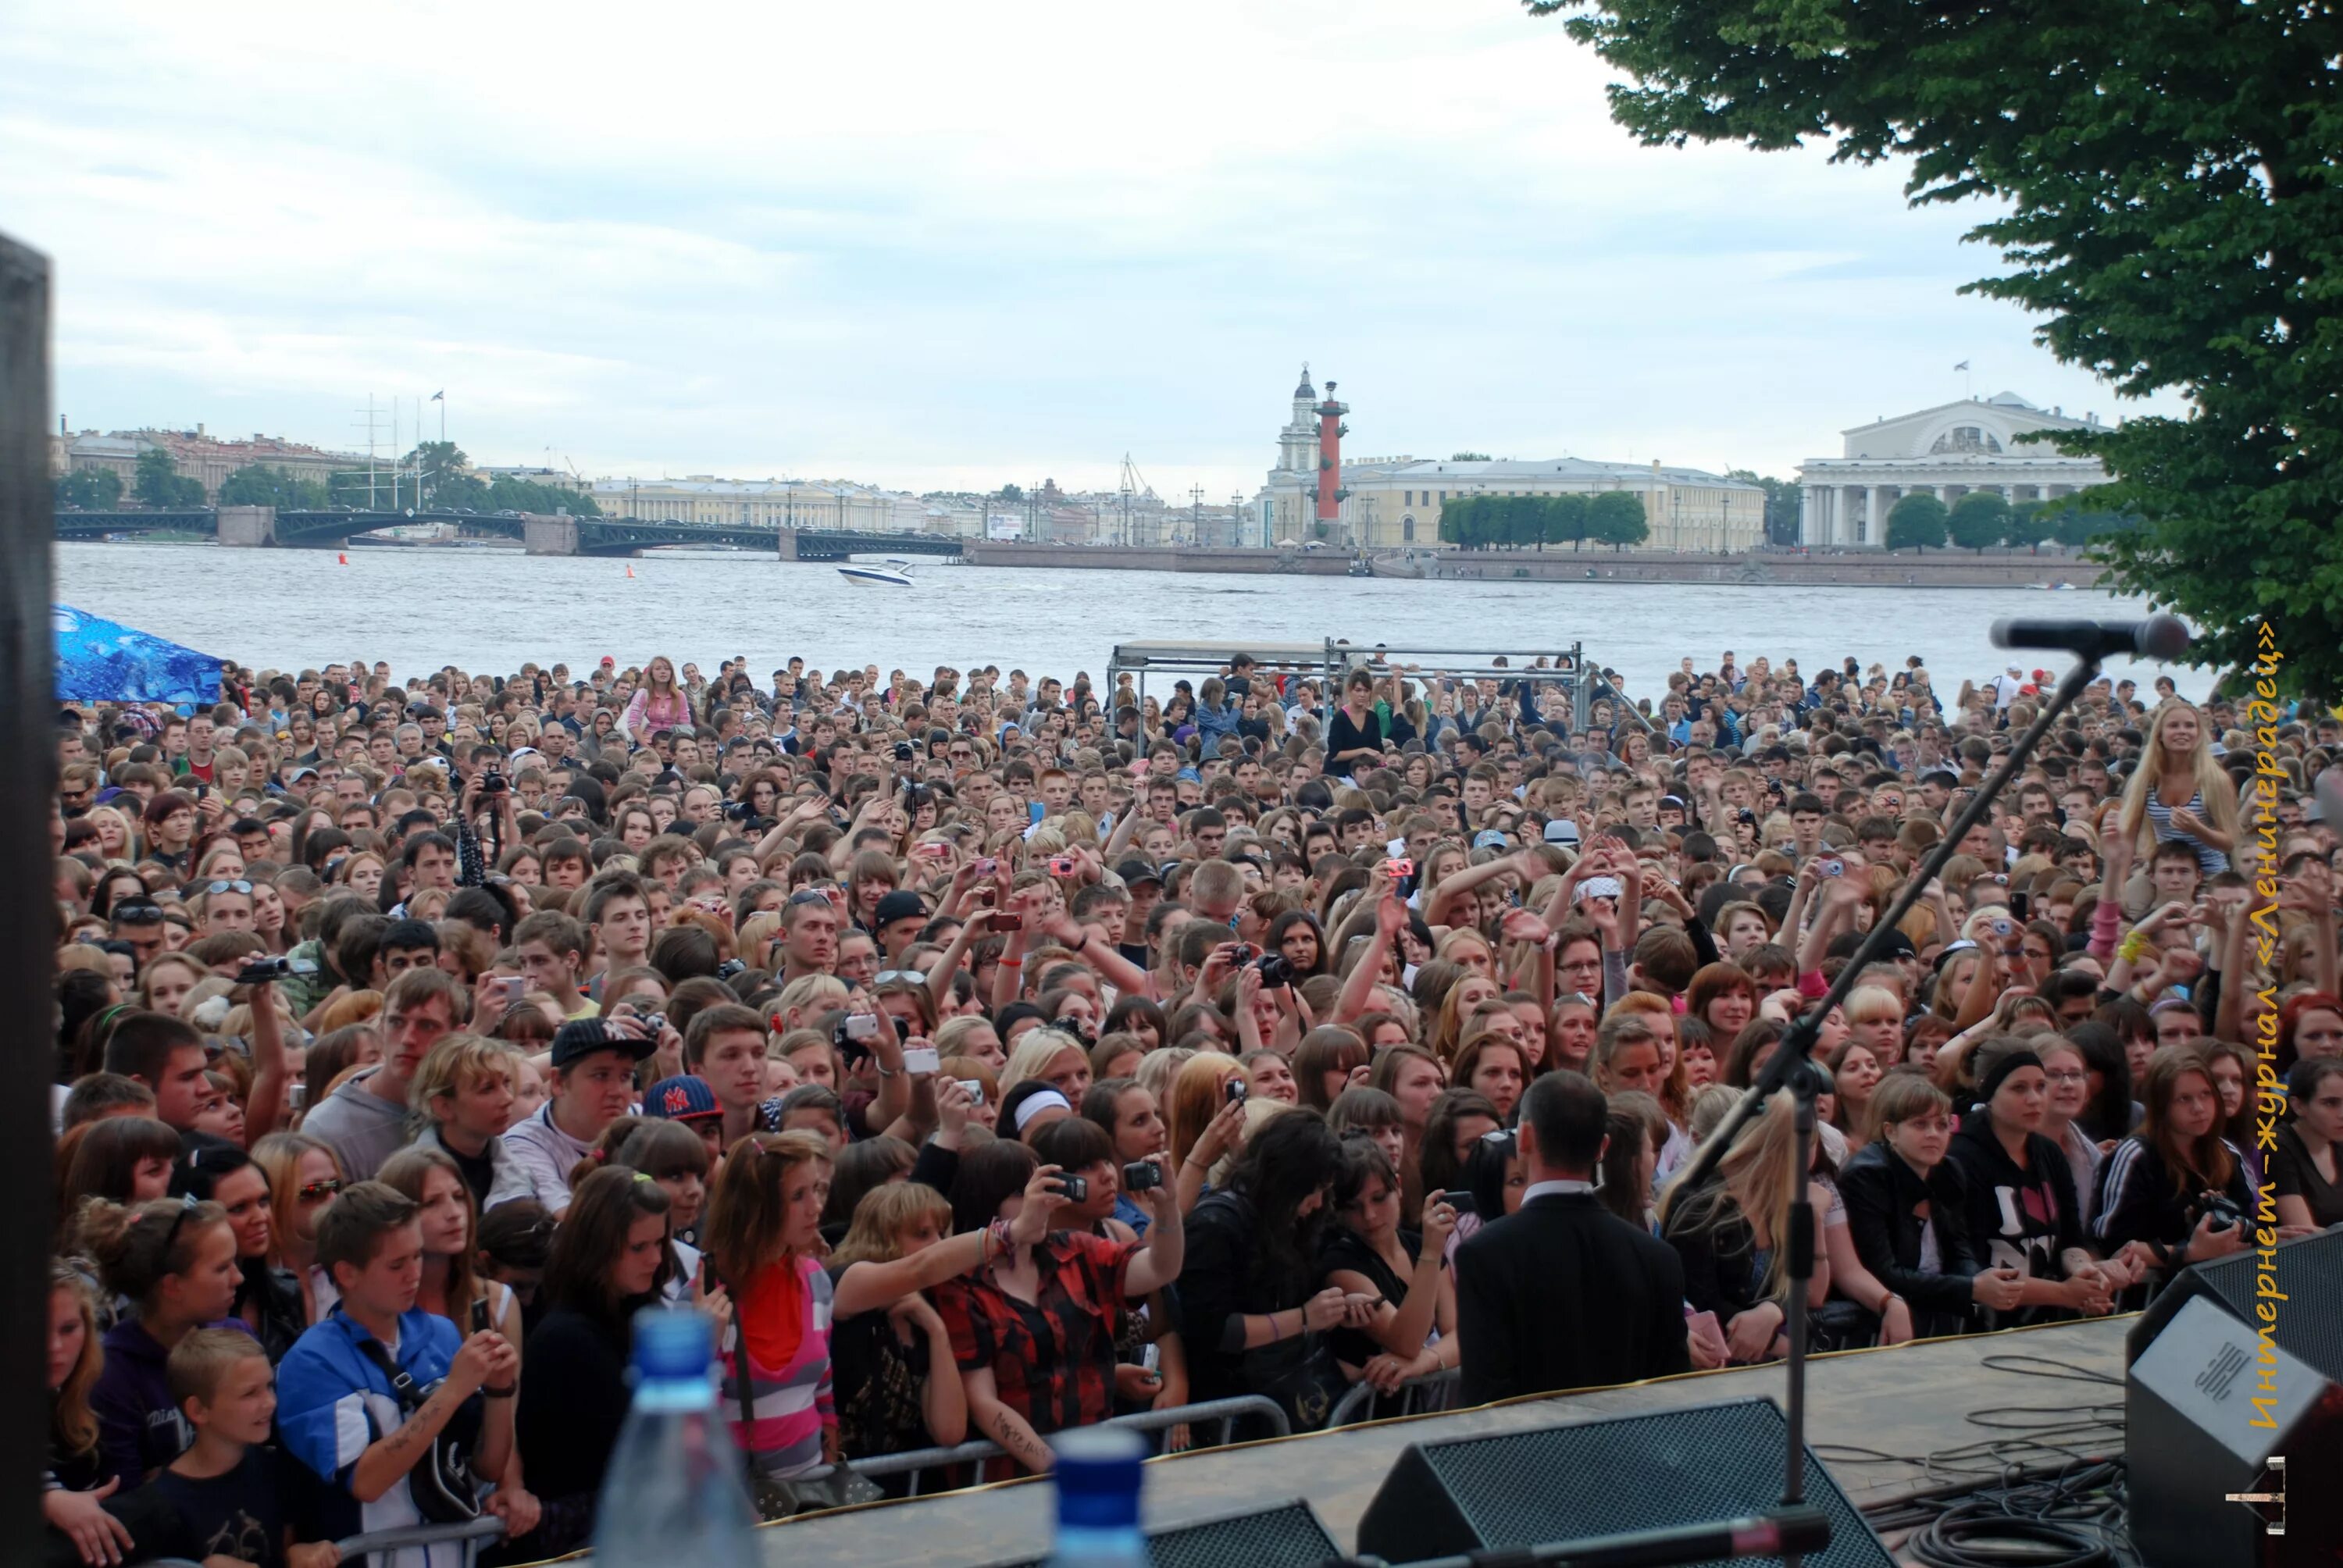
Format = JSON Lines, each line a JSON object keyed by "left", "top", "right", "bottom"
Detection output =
{"left": 719, "top": 1253, "right": 836, "bottom": 1478}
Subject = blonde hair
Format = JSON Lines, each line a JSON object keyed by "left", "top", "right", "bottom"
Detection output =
{"left": 830, "top": 1181, "right": 954, "bottom": 1268}
{"left": 1661, "top": 1089, "right": 1803, "bottom": 1303}
{"left": 774, "top": 974, "right": 847, "bottom": 1025}
{"left": 407, "top": 1034, "right": 519, "bottom": 1132}
{"left": 1846, "top": 985, "right": 1903, "bottom": 1026}
{"left": 1165, "top": 1051, "right": 1245, "bottom": 1174}
{"left": 1000, "top": 1028, "right": 1088, "bottom": 1095}
{"left": 2117, "top": 701, "right": 2240, "bottom": 853}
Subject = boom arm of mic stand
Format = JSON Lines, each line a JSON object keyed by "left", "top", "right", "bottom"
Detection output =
{"left": 1667, "top": 654, "right": 2104, "bottom": 1199}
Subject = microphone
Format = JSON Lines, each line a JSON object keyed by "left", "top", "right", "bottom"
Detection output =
{"left": 1990, "top": 614, "right": 2190, "bottom": 661}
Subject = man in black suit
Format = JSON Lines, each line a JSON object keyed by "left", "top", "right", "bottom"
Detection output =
{"left": 1456, "top": 1071, "right": 1690, "bottom": 1405}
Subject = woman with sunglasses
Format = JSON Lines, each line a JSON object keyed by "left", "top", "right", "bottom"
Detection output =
{"left": 250, "top": 1132, "right": 346, "bottom": 1324}
{"left": 80, "top": 1196, "right": 245, "bottom": 1488}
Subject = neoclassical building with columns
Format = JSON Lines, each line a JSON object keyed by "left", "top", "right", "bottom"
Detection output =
{"left": 1796, "top": 393, "right": 2110, "bottom": 547}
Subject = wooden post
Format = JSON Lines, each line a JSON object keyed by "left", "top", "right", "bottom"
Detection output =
{"left": 0, "top": 230, "right": 55, "bottom": 1551}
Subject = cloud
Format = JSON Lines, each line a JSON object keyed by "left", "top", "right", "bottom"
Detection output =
{"left": 1, "top": 0, "right": 2179, "bottom": 497}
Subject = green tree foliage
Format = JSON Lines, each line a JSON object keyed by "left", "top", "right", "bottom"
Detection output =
{"left": 1726, "top": 470, "right": 1804, "bottom": 547}
{"left": 54, "top": 467, "right": 123, "bottom": 510}
{"left": 1884, "top": 493, "right": 1949, "bottom": 552}
{"left": 1450, "top": 451, "right": 1493, "bottom": 461}
{"left": 407, "top": 441, "right": 469, "bottom": 501}
{"left": 1530, "top": 0, "right": 2342, "bottom": 693}
{"left": 2004, "top": 501, "right": 2056, "bottom": 553}
{"left": 2051, "top": 507, "right": 2141, "bottom": 551}
{"left": 1438, "top": 492, "right": 1606, "bottom": 550}
{"left": 132, "top": 449, "right": 206, "bottom": 509}
{"left": 217, "top": 464, "right": 330, "bottom": 509}
{"left": 1586, "top": 489, "right": 1649, "bottom": 551}
{"left": 1546, "top": 490, "right": 1589, "bottom": 550}
{"left": 1946, "top": 490, "right": 2011, "bottom": 552}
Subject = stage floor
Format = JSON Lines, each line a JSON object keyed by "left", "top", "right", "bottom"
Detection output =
{"left": 754, "top": 1313, "right": 2133, "bottom": 1566}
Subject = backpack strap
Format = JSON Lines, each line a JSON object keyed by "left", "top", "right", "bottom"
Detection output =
{"left": 351, "top": 1335, "right": 426, "bottom": 1414}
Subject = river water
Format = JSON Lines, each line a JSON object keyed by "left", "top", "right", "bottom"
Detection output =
{"left": 55, "top": 542, "right": 2200, "bottom": 700}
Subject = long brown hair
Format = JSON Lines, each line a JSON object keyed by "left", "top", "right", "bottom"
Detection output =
{"left": 377, "top": 1146, "right": 485, "bottom": 1326}
{"left": 50, "top": 1261, "right": 102, "bottom": 1459}
{"left": 701, "top": 1131, "right": 832, "bottom": 1285}
{"left": 2138, "top": 1046, "right": 2237, "bottom": 1194}
{"left": 543, "top": 1166, "right": 675, "bottom": 1318}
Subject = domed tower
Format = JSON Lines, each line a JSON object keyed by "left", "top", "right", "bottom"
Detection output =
{"left": 1277, "top": 365, "right": 1318, "bottom": 476}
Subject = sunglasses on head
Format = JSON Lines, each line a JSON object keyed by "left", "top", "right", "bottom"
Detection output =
{"left": 201, "top": 879, "right": 254, "bottom": 896}
{"left": 298, "top": 1178, "right": 344, "bottom": 1202}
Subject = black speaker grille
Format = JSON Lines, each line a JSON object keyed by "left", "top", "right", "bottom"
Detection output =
{"left": 1418, "top": 1399, "right": 1892, "bottom": 1568}
{"left": 982, "top": 1499, "right": 1339, "bottom": 1568}
{"left": 1146, "top": 1502, "right": 1339, "bottom": 1568}
{"left": 2183, "top": 1229, "right": 2343, "bottom": 1383}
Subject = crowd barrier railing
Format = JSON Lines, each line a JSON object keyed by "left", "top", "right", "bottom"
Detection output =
{"left": 838, "top": 1394, "right": 1295, "bottom": 1498}
{"left": 333, "top": 1515, "right": 508, "bottom": 1561}
{"left": 1325, "top": 1366, "right": 1462, "bottom": 1429}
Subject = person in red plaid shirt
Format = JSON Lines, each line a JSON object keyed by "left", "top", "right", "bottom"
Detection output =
{"left": 931, "top": 1141, "right": 1180, "bottom": 1474}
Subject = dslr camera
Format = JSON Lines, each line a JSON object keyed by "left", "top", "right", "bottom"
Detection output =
{"left": 1254, "top": 951, "right": 1297, "bottom": 989}
{"left": 235, "top": 955, "right": 320, "bottom": 985}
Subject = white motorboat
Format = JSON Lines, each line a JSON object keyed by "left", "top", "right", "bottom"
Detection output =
{"left": 837, "top": 557, "right": 917, "bottom": 586}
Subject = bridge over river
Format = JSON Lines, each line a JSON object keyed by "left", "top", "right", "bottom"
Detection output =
{"left": 53, "top": 506, "right": 963, "bottom": 562}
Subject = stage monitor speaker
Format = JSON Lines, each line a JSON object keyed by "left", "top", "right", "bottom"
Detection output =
{"left": 1355, "top": 1397, "right": 1893, "bottom": 1566}
{"left": 983, "top": 1497, "right": 1340, "bottom": 1568}
{"left": 2125, "top": 1228, "right": 2343, "bottom": 1566}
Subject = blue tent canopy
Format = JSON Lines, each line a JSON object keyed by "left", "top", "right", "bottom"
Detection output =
{"left": 54, "top": 604, "right": 225, "bottom": 707}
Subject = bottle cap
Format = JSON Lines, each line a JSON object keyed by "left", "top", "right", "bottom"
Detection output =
{"left": 1052, "top": 1426, "right": 1146, "bottom": 1528}
{"left": 631, "top": 1305, "right": 712, "bottom": 1381}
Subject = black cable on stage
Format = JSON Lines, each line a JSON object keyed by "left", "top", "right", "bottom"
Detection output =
{"left": 1904, "top": 1506, "right": 2118, "bottom": 1568}
{"left": 1838, "top": 1345, "right": 2135, "bottom": 1564}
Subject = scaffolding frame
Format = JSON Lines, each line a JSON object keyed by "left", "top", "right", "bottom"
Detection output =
{"left": 1106, "top": 639, "right": 1600, "bottom": 756}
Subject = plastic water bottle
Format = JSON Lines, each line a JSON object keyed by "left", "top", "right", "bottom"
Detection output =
{"left": 1047, "top": 1427, "right": 1149, "bottom": 1567}
{"left": 592, "top": 1308, "right": 760, "bottom": 1568}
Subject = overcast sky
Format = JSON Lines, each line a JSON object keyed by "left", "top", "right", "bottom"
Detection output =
{"left": 3, "top": 1, "right": 2176, "bottom": 501}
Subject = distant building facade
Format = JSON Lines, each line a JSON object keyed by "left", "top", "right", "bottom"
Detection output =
{"left": 1255, "top": 371, "right": 1767, "bottom": 552}
{"left": 585, "top": 476, "right": 930, "bottom": 533}
{"left": 1796, "top": 393, "right": 2109, "bottom": 547}
{"left": 57, "top": 424, "right": 358, "bottom": 501}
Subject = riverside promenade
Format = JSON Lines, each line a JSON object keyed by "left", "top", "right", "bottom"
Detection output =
{"left": 962, "top": 540, "right": 2107, "bottom": 589}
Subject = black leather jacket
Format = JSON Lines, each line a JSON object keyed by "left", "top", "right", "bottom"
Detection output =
{"left": 1837, "top": 1141, "right": 1984, "bottom": 1334}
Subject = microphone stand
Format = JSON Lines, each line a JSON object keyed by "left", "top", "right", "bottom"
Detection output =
{"left": 1671, "top": 651, "right": 2106, "bottom": 1564}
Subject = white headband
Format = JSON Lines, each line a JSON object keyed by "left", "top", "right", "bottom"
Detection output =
{"left": 1012, "top": 1089, "right": 1073, "bottom": 1131}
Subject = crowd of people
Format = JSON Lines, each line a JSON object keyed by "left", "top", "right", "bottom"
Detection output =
{"left": 39, "top": 637, "right": 2343, "bottom": 1566}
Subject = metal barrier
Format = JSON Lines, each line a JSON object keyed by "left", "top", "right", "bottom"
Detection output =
{"left": 333, "top": 1515, "right": 508, "bottom": 1561}
{"left": 1326, "top": 1367, "right": 1462, "bottom": 1429}
{"left": 841, "top": 1395, "right": 1295, "bottom": 1498}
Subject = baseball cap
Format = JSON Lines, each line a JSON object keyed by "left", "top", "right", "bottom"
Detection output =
{"left": 1471, "top": 829, "right": 1510, "bottom": 850}
{"left": 550, "top": 1017, "right": 655, "bottom": 1071}
{"left": 1114, "top": 858, "right": 1164, "bottom": 889}
{"left": 644, "top": 1074, "right": 722, "bottom": 1123}
{"left": 873, "top": 890, "right": 928, "bottom": 927}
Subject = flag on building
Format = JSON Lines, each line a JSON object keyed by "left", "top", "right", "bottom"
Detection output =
{"left": 1952, "top": 360, "right": 1970, "bottom": 372}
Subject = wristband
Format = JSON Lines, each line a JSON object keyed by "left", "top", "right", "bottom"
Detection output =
{"left": 1000, "top": 957, "right": 1022, "bottom": 968}
{"left": 481, "top": 1385, "right": 516, "bottom": 1399}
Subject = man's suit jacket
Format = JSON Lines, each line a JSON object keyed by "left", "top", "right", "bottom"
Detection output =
{"left": 1454, "top": 1190, "right": 1691, "bottom": 1407}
